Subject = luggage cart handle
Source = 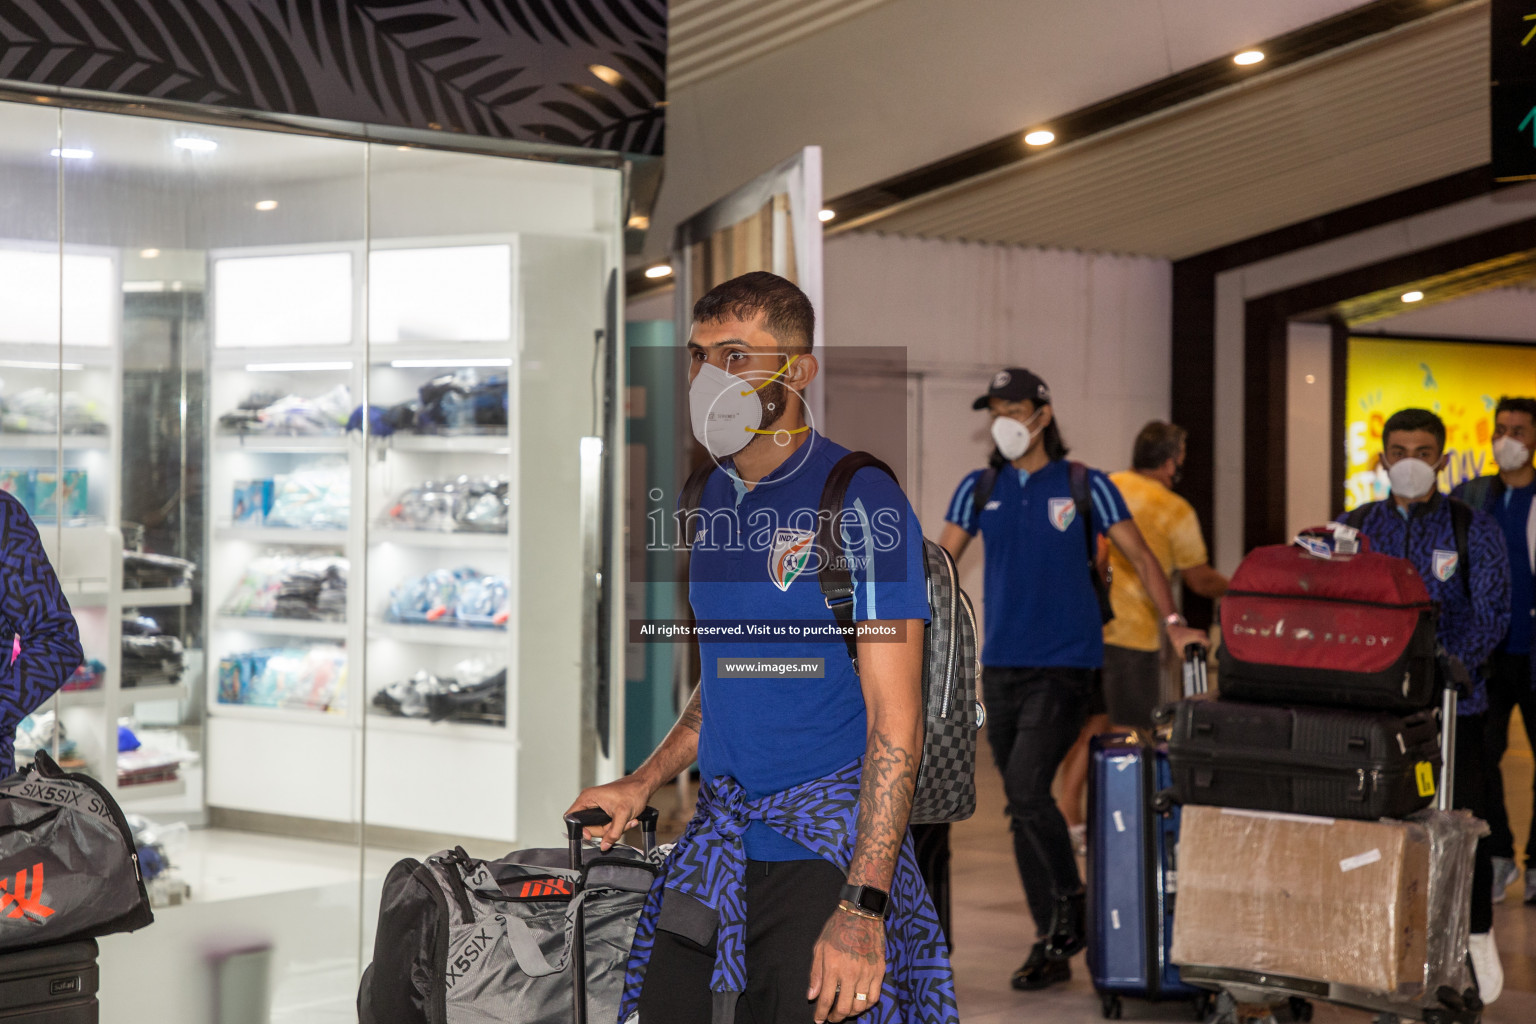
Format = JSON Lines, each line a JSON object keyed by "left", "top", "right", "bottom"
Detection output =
{"left": 1182, "top": 643, "right": 1209, "bottom": 698}
{"left": 564, "top": 807, "right": 660, "bottom": 866}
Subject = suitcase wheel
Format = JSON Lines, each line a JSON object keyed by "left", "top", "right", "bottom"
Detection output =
{"left": 1101, "top": 994, "right": 1123, "bottom": 1020}
{"left": 1152, "top": 788, "right": 1175, "bottom": 814}
{"left": 1288, "top": 997, "right": 1313, "bottom": 1022}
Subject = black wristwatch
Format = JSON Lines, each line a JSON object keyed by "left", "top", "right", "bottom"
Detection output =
{"left": 839, "top": 883, "right": 890, "bottom": 919}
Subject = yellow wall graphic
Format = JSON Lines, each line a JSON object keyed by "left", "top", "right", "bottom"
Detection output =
{"left": 1344, "top": 336, "right": 1536, "bottom": 510}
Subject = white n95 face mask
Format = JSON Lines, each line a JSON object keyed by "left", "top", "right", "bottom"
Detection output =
{"left": 1493, "top": 435, "right": 1531, "bottom": 472}
{"left": 1386, "top": 457, "right": 1438, "bottom": 500}
{"left": 689, "top": 361, "right": 762, "bottom": 457}
{"left": 990, "top": 409, "right": 1043, "bottom": 462}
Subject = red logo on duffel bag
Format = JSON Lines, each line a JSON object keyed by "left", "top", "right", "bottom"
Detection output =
{"left": 0, "top": 863, "right": 54, "bottom": 922}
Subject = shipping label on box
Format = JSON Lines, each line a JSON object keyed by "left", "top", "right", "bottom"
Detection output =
{"left": 1170, "top": 805, "right": 1430, "bottom": 996}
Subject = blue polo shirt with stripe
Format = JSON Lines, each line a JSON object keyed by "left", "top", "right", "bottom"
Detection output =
{"left": 945, "top": 459, "right": 1130, "bottom": 669}
{"left": 689, "top": 431, "right": 930, "bottom": 860}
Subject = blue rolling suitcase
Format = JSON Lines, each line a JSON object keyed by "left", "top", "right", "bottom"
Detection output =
{"left": 1086, "top": 647, "right": 1210, "bottom": 1021}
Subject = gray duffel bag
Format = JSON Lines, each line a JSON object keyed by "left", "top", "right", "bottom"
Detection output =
{"left": 359, "top": 808, "right": 659, "bottom": 1024}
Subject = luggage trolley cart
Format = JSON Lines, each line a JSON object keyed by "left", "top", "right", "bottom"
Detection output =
{"left": 1178, "top": 681, "right": 1483, "bottom": 1024}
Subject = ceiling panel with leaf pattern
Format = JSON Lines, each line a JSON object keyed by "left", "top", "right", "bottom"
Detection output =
{"left": 0, "top": 0, "right": 667, "bottom": 155}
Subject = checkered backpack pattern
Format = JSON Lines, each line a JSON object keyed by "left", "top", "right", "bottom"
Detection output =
{"left": 816, "top": 453, "right": 982, "bottom": 825}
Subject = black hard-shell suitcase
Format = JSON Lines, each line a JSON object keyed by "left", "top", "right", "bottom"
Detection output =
{"left": 1159, "top": 699, "right": 1441, "bottom": 820}
{"left": 0, "top": 939, "right": 98, "bottom": 1022}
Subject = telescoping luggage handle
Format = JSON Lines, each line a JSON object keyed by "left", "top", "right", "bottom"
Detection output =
{"left": 1438, "top": 674, "right": 1457, "bottom": 813}
{"left": 564, "top": 806, "right": 659, "bottom": 870}
{"left": 1182, "top": 643, "right": 1209, "bottom": 698}
{"left": 559, "top": 807, "right": 659, "bottom": 1024}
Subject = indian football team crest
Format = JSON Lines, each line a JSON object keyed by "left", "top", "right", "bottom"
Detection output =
{"left": 768, "top": 529, "right": 817, "bottom": 591}
{"left": 1432, "top": 549, "right": 1458, "bottom": 582}
{"left": 1047, "top": 497, "right": 1077, "bottom": 532}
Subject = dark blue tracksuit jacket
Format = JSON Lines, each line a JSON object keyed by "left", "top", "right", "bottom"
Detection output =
{"left": 1340, "top": 493, "right": 1510, "bottom": 716}
{"left": 0, "top": 492, "right": 83, "bottom": 776}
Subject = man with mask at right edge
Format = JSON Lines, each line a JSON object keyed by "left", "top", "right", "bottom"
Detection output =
{"left": 1341, "top": 407, "right": 1510, "bottom": 1002}
{"left": 1454, "top": 396, "right": 1536, "bottom": 908}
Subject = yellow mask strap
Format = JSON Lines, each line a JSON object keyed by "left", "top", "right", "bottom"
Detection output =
{"left": 739, "top": 354, "right": 801, "bottom": 396}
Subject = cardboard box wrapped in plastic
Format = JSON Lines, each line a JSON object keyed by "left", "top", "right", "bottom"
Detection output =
{"left": 1170, "top": 806, "right": 1430, "bottom": 996}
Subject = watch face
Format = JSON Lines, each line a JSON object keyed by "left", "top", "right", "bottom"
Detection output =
{"left": 842, "top": 883, "right": 889, "bottom": 916}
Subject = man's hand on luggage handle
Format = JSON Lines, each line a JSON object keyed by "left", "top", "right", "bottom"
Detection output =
{"left": 564, "top": 775, "right": 652, "bottom": 851}
{"left": 808, "top": 906, "right": 885, "bottom": 1022}
{"left": 1169, "top": 623, "right": 1207, "bottom": 656}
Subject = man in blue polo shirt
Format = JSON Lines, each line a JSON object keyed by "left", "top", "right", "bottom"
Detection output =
{"left": 938, "top": 368, "right": 1205, "bottom": 992}
{"left": 570, "top": 272, "right": 956, "bottom": 1024}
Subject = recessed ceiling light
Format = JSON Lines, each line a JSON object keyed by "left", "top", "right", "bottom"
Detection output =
{"left": 627, "top": 214, "right": 651, "bottom": 230}
{"left": 588, "top": 64, "right": 624, "bottom": 87}
{"left": 1024, "top": 130, "right": 1055, "bottom": 146}
{"left": 644, "top": 264, "right": 673, "bottom": 279}
{"left": 818, "top": 209, "right": 836, "bottom": 223}
{"left": 1234, "top": 50, "right": 1265, "bottom": 66}
{"left": 1401, "top": 290, "right": 1424, "bottom": 303}
{"left": 254, "top": 200, "right": 278, "bottom": 211}
{"left": 139, "top": 248, "right": 161, "bottom": 259}
{"left": 173, "top": 137, "right": 218, "bottom": 152}
{"left": 50, "top": 148, "right": 93, "bottom": 160}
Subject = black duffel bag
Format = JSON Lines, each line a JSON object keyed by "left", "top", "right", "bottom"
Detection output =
{"left": 0, "top": 751, "right": 153, "bottom": 949}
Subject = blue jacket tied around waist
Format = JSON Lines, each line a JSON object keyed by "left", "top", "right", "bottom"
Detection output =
{"left": 618, "top": 759, "right": 959, "bottom": 1024}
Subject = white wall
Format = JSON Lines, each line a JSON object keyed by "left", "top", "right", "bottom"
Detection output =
{"left": 822, "top": 233, "right": 1172, "bottom": 474}
{"left": 1286, "top": 322, "right": 1334, "bottom": 539}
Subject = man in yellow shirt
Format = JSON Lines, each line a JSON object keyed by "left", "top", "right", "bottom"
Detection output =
{"left": 1102, "top": 422, "right": 1228, "bottom": 728}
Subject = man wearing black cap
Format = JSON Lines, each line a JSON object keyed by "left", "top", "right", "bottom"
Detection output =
{"left": 938, "top": 368, "right": 1204, "bottom": 991}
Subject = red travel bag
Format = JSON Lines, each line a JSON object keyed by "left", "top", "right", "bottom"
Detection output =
{"left": 1217, "top": 542, "right": 1438, "bottom": 712}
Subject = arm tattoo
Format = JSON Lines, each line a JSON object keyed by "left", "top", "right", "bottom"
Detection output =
{"left": 679, "top": 685, "right": 702, "bottom": 733}
{"left": 848, "top": 725, "right": 917, "bottom": 890}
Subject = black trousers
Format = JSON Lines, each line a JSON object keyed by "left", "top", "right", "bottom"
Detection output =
{"left": 637, "top": 858, "right": 845, "bottom": 1024}
{"left": 910, "top": 823, "right": 951, "bottom": 943}
{"left": 1453, "top": 710, "right": 1495, "bottom": 935}
{"left": 982, "top": 665, "right": 1094, "bottom": 937}
{"left": 1484, "top": 652, "right": 1536, "bottom": 863}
